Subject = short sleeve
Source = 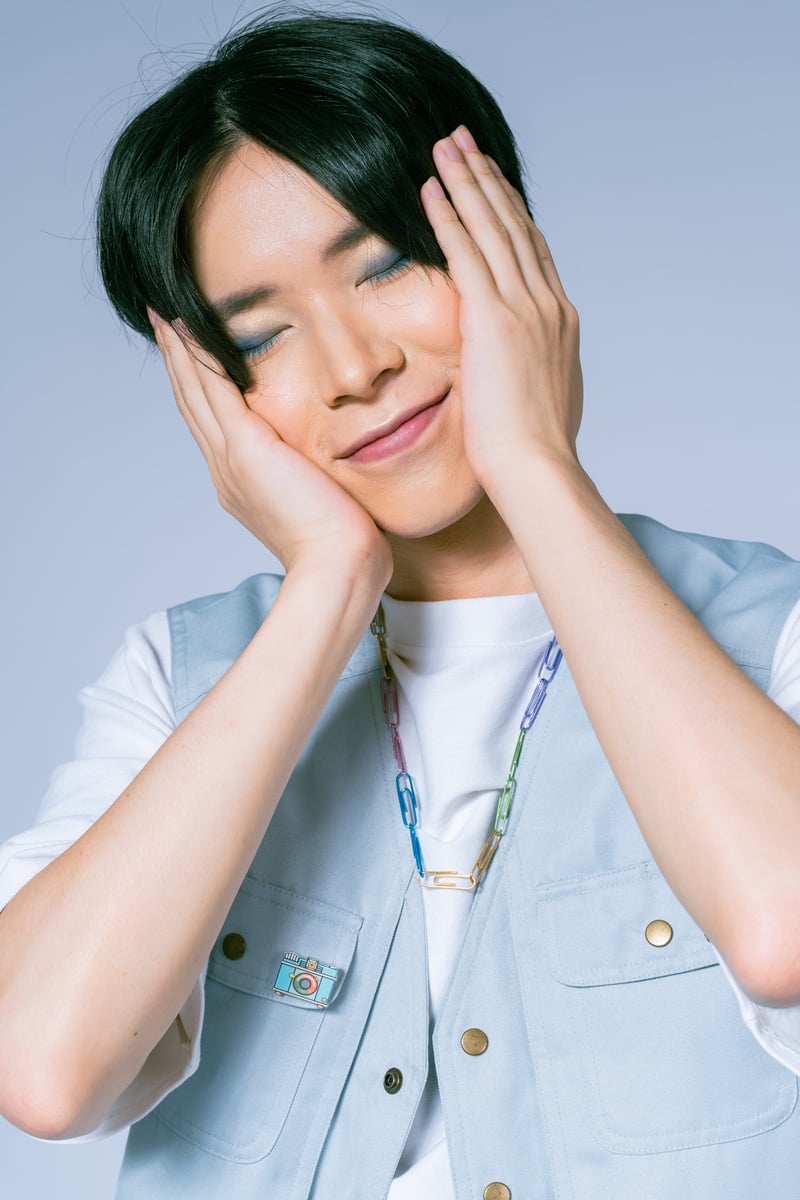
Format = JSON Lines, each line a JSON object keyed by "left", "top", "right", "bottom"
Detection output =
{"left": 0, "top": 613, "right": 175, "bottom": 911}
{"left": 0, "top": 612, "right": 205, "bottom": 1139}
{"left": 717, "top": 594, "right": 800, "bottom": 1075}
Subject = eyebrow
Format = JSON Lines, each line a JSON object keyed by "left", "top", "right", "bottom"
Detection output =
{"left": 212, "top": 220, "right": 372, "bottom": 321}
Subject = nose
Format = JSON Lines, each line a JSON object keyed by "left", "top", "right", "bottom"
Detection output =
{"left": 315, "top": 307, "right": 405, "bottom": 406}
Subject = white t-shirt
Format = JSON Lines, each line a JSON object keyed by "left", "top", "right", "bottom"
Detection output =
{"left": 2, "top": 589, "right": 800, "bottom": 1197}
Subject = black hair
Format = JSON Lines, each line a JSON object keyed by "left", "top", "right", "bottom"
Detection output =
{"left": 97, "top": 6, "right": 529, "bottom": 391}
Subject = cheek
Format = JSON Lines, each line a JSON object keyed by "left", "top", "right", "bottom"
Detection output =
{"left": 384, "top": 267, "right": 461, "bottom": 354}
{"left": 244, "top": 383, "right": 319, "bottom": 459}
{"left": 409, "top": 278, "right": 461, "bottom": 352}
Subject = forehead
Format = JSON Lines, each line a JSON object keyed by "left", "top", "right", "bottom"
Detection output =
{"left": 189, "top": 140, "right": 354, "bottom": 305}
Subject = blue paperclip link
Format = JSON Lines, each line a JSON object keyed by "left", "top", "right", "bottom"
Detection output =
{"left": 396, "top": 773, "right": 424, "bottom": 876}
{"left": 521, "top": 637, "right": 562, "bottom": 730}
{"left": 408, "top": 826, "right": 425, "bottom": 876}
{"left": 541, "top": 637, "right": 563, "bottom": 682}
{"left": 396, "top": 771, "right": 419, "bottom": 828}
{"left": 521, "top": 684, "right": 546, "bottom": 730}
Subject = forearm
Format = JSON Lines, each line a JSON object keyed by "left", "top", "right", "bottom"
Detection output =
{"left": 489, "top": 450, "right": 800, "bottom": 1003}
{"left": 0, "top": 551, "right": 383, "bottom": 1137}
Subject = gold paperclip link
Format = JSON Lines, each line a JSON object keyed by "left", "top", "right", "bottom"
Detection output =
{"left": 471, "top": 832, "right": 501, "bottom": 886}
{"left": 419, "top": 870, "right": 478, "bottom": 891}
{"left": 370, "top": 606, "right": 386, "bottom": 638}
{"left": 370, "top": 606, "right": 392, "bottom": 679}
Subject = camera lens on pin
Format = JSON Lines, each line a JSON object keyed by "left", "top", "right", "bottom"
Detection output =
{"left": 292, "top": 972, "right": 319, "bottom": 996}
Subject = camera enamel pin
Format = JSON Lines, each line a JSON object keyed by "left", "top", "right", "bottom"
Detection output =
{"left": 273, "top": 952, "right": 343, "bottom": 1007}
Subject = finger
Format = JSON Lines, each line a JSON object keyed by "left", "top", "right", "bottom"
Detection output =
{"left": 160, "top": 318, "right": 248, "bottom": 444}
{"left": 166, "top": 358, "right": 216, "bottom": 461}
{"left": 431, "top": 135, "right": 532, "bottom": 302}
{"left": 170, "top": 321, "right": 258, "bottom": 437}
{"left": 446, "top": 128, "right": 574, "bottom": 312}
{"left": 420, "top": 174, "right": 506, "bottom": 313}
{"left": 152, "top": 317, "right": 221, "bottom": 459}
{"left": 527, "top": 224, "right": 572, "bottom": 307}
{"left": 448, "top": 127, "right": 561, "bottom": 300}
{"left": 161, "top": 321, "right": 288, "bottom": 489}
{"left": 468, "top": 142, "right": 574, "bottom": 309}
{"left": 484, "top": 157, "right": 536, "bottom": 227}
{"left": 483, "top": 171, "right": 540, "bottom": 254}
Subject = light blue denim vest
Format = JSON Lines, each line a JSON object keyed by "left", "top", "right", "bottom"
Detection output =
{"left": 118, "top": 516, "right": 800, "bottom": 1199}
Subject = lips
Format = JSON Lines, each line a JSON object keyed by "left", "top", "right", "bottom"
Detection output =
{"left": 340, "top": 392, "right": 449, "bottom": 463}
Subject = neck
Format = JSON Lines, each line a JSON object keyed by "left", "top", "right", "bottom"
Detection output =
{"left": 385, "top": 495, "right": 534, "bottom": 601}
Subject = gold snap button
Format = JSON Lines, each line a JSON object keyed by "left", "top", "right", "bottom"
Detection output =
{"left": 383, "top": 1067, "right": 403, "bottom": 1094}
{"left": 484, "top": 1184, "right": 511, "bottom": 1200}
{"left": 221, "top": 932, "right": 247, "bottom": 960}
{"left": 461, "top": 1028, "right": 489, "bottom": 1056}
{"left": 645, "top": 919, "right": 673, "bottom": 947}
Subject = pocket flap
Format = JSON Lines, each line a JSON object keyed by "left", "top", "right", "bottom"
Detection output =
{"left": 208, "top": 877, "right": 362, "bottom": 1008}
{"left": 538, "top": 861, "right": 718, "bottom": 986}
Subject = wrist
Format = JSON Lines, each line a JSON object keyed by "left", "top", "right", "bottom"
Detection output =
{"left": 480, "top": 438, "right": 591, "bottom": 512}
{"left": 284, "top": 534, "right": 392, "bottom": 618}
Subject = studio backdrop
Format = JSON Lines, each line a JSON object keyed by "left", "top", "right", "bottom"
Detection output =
{"left": 1, "top": 0, "right": 798, "bottom": 1195}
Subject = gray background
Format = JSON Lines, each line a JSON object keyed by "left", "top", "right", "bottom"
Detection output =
{"left": 2, "top": 0, "right": 798, "bottom": 1194}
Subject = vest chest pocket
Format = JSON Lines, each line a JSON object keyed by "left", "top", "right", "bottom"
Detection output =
{"left": 155, "top": 878, "right": 363, "bottom": 1163}
{"left": 537, "top": 862, "right": 797, "bottom": 1154}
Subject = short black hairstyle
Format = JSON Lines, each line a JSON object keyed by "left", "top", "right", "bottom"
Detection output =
{"left": 97, "top": 6, "right": 530, "bottom": 391}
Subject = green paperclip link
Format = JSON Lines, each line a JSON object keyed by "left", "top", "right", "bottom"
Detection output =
{"left": 493, "top": 729, "right": 526, "bottom": 833}
{"left": 493, "top": 777, "right": 515, "bottom": 835}
{"left": 509, "top": 728, "right": 526, "bottom": 776}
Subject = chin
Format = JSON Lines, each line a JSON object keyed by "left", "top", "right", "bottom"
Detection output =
{"left": 370, "top": 481, "right": 488, "bottom": 542}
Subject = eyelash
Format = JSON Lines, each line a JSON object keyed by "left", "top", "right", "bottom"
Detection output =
{"left": 239, "top": 330, "right": 286, "bottom": 362}
{"left": 237, "top": 253, "right": 413, "bottom": 362}
{"left": 366, "top": 253, "right": 413, "bottom": 286}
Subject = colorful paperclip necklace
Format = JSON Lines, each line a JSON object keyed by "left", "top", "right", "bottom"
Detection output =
{"left": 369, "top": 604, "right": 563, "bottom": 890}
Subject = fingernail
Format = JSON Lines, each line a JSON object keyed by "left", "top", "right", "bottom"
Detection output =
{"left": 423, "top": 176, "right": 446, "bottom": 200}
{"left": 439, "top": 136, "right": 463, "bottom": 162}
{"left": 146, "top": 306, "right": 161, "bottom": 330}
{"left": 453, "top": 125, "right": 478, "bottom": 152}
{"left": 485, "top": 155, "right": 503, "bottom": 178}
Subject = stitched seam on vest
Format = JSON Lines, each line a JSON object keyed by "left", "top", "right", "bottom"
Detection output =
{"left": 591, "top": 1080, "right": 798, "bottom": 1154}
{"left": 507, "top": 859, "right": 576, "bottom": 1200}
{"left": 506, "top": 671, "right": 576, "bottom": 1199}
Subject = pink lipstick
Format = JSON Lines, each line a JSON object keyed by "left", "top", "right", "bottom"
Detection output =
{"left": 343, "top": 393, "right": 448, "bottom": 464}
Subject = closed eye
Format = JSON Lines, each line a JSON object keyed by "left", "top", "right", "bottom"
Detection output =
{"left": 236, "top": 327, "right": 289, "bottom": 362}
{"left": 233, "top": 252, "right": 413, "bottom": 363}
{"left": 362, "top": 252, "right": 413, "bottom": 286}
